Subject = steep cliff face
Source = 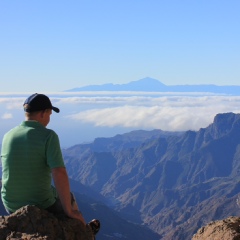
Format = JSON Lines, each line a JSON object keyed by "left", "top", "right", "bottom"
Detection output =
{"left": 62, "top": 112, "right": 240, "bottom": 239}
{"left": 0, "top": 205, "right": 93, "bottom": 240}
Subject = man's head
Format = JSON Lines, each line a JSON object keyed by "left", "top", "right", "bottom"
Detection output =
{"left": 23, "top": 93, "right": 60, "bottom": 113}
{"left": 23, "top": 93, "right": 60, "bottom": 126}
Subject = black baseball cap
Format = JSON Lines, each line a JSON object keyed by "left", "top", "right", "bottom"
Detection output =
{"left": 23, "top": 93, "right": 60, "bottom": 113}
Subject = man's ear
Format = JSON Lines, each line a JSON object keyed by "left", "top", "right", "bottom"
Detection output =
{"left": 40, "top": 110, "right": 46, "bottom": 118}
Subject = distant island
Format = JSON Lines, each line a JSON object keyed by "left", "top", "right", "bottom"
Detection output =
{"left": 65, "top": 77, "right": 240, "bottom": 95}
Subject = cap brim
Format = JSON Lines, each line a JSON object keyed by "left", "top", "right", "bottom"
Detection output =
{"left": 52, "top": 106, "right": 60, "bottom": 113}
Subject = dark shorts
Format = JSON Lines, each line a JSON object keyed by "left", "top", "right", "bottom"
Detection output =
{"left": 45, "top": 192, "right": 75, "bottom": 215}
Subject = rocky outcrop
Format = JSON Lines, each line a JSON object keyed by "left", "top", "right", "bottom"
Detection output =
{"left": 0, "top": 205, "right": 93, "bottom": 240}
{"left": 192, "top": 216, "right": 240, "bottom": 240}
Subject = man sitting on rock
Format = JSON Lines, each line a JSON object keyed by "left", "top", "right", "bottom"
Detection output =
{"left": 0, "top": 93, "right": 100, "bottom": 236}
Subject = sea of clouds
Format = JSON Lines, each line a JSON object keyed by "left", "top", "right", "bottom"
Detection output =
{"left": 1, "top": 91, "right": 240, "bottom": 148}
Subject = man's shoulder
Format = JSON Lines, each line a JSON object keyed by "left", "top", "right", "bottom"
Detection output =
{"left": 3, "top": 125, "right": 21, "bottom": 137}
{"left": 46, "top": 128, "right": 58, "bottom": 137}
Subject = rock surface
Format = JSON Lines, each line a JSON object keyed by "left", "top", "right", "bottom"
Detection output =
{"left": 192, "top": 216, "right": 240, "bottom": 240}
{"left": 0, "top": 205, "right": 93, "bottom": 240}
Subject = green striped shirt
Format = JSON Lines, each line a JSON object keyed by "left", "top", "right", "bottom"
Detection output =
{"left": 1, "top": 121, "right": 65, "bottom": 212}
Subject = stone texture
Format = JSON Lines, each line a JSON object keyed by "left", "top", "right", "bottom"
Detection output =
{"left": 192, "top": 216, "right": 240, "bottom": 240}
{"left": 0, "top": 205, "right": 94, "bottom": 240}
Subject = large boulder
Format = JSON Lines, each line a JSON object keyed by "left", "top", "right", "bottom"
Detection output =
{"left": 192, "top": 216, "right": 240, "bottom": 240}
{"left": 0, "top": 205, "right": 94, "bottom": 240}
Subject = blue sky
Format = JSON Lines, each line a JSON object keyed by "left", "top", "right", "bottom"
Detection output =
{"left": 1, "top": 0, "right": 240, "bottom": 92}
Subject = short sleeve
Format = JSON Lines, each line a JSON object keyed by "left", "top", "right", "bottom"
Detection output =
{"left": 46, "top": 131, "right": 65, "bottom": 169}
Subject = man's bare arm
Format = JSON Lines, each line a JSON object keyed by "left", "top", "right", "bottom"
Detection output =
{"left": 51, "top": 167, "right": 86, "bottom": 224}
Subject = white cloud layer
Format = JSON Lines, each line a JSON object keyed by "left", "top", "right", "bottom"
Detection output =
{"left": 1, "top": 93, "right": 240, "bottom": 146}
{"left": 67, "top": 95, "right": 240, "bottom": 131}
{"left": 0, "top": 97, "right": 24, "bottom": 110}
{"left": 1, "top": 113, "right": 13, "bottom": 119}
{"left": 1, "top": 93, "right": 240, "bottom": 132}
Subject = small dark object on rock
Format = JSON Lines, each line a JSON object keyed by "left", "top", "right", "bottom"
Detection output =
{"left": 88, "top": 219, "right": 100, "bottom": 235}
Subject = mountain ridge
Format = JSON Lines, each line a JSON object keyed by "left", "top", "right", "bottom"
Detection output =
{"left": 62, "top": 112, "right": 240, "bottom": 239}
{"left": 66, "top": 77, "right": 240, "bottom": 95}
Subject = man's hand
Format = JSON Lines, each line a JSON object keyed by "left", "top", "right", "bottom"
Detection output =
{"left": 67, "top": 210, "right": 86, "bottom": 225}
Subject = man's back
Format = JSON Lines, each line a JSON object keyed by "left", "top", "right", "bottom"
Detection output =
{"left": 1, "top": 121, "right": 65, "bottom": 212}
